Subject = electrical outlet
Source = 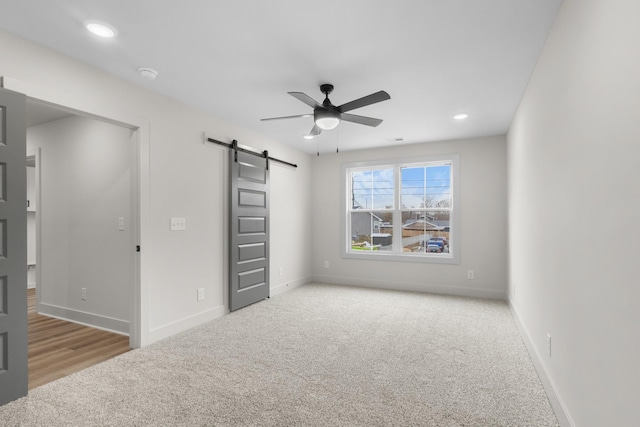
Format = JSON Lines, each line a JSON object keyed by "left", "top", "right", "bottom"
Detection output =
{"left": 324, "top": 261, "right": 329, "bottom": 269}
{"left": 81, "top": 287, "right": 87, "bottom": 301}
{"left": 170, "top": 217, "right": 186, "bottom": 231}
{"left": 467, "top": 270, "right": 475, "bottom": 279}
{"left": 279, "top": 267, "right": 284, "bottom": 277}
{"left": 197, "top": 288, "right": 205, "bottom": 301}
{"left": 547, "top": 333, "right": 552, "bottom": 356}
{"left": 118, "top": 217, "right": 125, "bottom": 231}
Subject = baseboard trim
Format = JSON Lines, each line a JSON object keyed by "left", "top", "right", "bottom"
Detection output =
{"left": 38, "top": 303, "right": 129, "bottom": 335}
{"left": 147, "top": 276, "right": 312, "bottom": 345}
{"left": 271, "top": 276, "right": 312, "bottom": 297}
{"left": 311, "top": 274, "right": 507, "bottom": 300}
{"left": 509, "top": 301, "right": 574, "bottom": 427}
{"left": 148, "top": 304, "right": 226, "bottom": 344}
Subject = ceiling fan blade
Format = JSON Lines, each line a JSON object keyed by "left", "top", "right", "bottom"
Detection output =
{"left": 261, "top": 113, "right": 312, "bottom": 122}
{"left": 341, "top": 113, "right": 383, "bottom": 127}
{"left": 338, "top": 90, "right": 390, "bottom": 113}
{"left": 288, "top": 92, "right": 321, "bottom": 109}
{"left": 309, "top": 124, "right": 322, "bottom": 136}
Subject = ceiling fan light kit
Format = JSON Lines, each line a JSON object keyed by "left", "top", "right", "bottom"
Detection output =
{"left": 261, "top": 83, "right": 390, "bottom": 138}
{"left": 314, "top": 110, "right": 340, "bottom": 130}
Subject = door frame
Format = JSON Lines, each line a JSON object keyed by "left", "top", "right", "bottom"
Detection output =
{"left": 2, "top": 76, "right": 150, "bottom": 348}
{"left": 26, "top": 149, "right": 39, "bottom": 305}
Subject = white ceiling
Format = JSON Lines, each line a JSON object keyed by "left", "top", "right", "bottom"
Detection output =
{"left": 0, "top": 0, "right": 562, "bottom": 154}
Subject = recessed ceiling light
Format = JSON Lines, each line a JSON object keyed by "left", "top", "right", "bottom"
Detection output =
{"left": 303, "top": 135, "right": 315, "bottom": 140}
{"left": 85, "top": 21, "right": 118, "bottom": 38}
{"left": 138, "top": 67, "right": 159, "bottom": 80}
{"left": 453, "top": 113, "right": 469, "bottom": 120}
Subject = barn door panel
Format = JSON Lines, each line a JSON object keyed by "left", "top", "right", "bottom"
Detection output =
{"left": 229, "top": 148, "right": 269, "bottom": 311}
{"left": 0, "top": 87, "right": 28, "bottom": 405}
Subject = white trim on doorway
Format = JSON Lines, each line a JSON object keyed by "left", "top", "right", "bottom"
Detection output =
{"left": 38, "top": 302, "right": 129, "bottom": 335}
{"left": 2, "top": 76, "right": 150, "bottom": 348}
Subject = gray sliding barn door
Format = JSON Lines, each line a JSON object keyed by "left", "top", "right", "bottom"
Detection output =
{"left": 0, "top": 88, "right": 28, "bottom": 405}
{"left": 229, "top": 148, "right": 269, "bottom": 311}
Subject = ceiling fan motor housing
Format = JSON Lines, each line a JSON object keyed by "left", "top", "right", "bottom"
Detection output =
{"left": 320, "top": 83, "right": 334, "bottom": 96}
{"left": 315, "top": 83, "right": 341, "bottom": 129}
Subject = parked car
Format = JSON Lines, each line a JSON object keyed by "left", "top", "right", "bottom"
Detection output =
{"left": 431, "top": 237, "right": 448, "bottom": 247}
{"left": 427, "top": 239, "right": 443, "bottom": 252}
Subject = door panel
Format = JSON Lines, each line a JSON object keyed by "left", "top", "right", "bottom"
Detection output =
{"left": 238, "top": 242, "right": 265, "bottom": 263}
{"left": 0, "top": 88, "right": 28, "bottom": 405}
{"left": 229, "top": 150, "right": 269, "bottom": 311}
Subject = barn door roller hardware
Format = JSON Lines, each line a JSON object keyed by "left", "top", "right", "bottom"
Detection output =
{"left": 207, "top": 138, "right": 297, "bottom": 169}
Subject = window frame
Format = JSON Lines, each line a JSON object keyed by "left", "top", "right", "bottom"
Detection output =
{"left": 341, "top": 154, "right": 460, "bottom": 264}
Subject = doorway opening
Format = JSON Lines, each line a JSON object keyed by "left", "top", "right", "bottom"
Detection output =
{"left": 25, "top": 99, "right": 138, "bottom": 388}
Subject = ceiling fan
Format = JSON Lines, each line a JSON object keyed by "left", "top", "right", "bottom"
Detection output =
{"left": 261, "top": 84, "right": 390, "bottom": 136}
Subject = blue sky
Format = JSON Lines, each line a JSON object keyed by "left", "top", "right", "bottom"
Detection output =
{"left": 401, "top": 165, "right": 451, "bottom": 208}
{"left": 351, "top": 168, "right": 394, "bottom": 209}
{"left": 351, "top": 165, "right": 451, "bottom": 210}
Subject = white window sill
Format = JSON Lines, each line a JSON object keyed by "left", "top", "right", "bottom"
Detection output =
{"left": 342, "top": 250, "right": 460, "bottom": 264}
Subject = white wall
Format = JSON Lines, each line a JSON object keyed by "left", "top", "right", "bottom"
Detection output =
{"left": 270, "top": 160, "right": 313, "bottom": 296}
{"left": 0, "top": 29, "right": 313, "bottom": 345}
{"left": 27, "top": 116, "right": 134, "bottom": 332}
{"left": 508, "top": 0, "right": 640, "bottom": 425}
{"left": 311, "top": 135, "right": 508, "bottom": 299}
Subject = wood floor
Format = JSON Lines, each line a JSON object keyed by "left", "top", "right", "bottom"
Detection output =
{"left": 28, "top": 288, "right": 131, "bottom": 389}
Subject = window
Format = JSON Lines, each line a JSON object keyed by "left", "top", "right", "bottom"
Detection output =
{"left": 342, "top": 154, "right": 459, "bottom": 264}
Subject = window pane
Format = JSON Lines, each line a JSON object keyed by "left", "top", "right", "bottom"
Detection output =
{"left": 350, "top": 211, "right": 393, "bottom": 252}
{"left": 401, "top": 164, "right": 452, "bottom": 209}
{"left": 400, "top": 166, "right": 424, "bottom": 209}
{"left": 401, "top": 210, "right": 450, "bottom": 253}
{"left": 351, "top": 168, "right": 394, "bottom": 210}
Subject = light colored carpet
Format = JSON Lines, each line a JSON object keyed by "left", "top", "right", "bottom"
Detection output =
{"left": 0, "top": 283, "right": 559, "bottom": 426}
